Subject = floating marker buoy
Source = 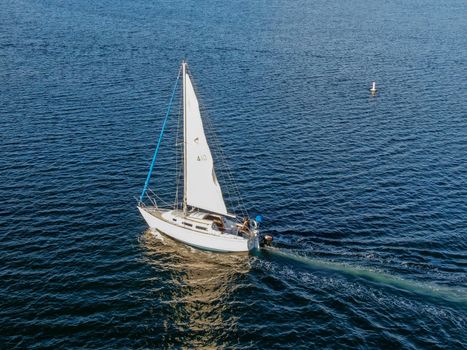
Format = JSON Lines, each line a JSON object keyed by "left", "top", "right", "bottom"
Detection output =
{"left": 370, "top": 81, "right": 377, "bottom": 96}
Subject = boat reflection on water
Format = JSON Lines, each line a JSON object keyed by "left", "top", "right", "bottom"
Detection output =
{"left": 139, "top": 229, "right": 252, "bottom": 348}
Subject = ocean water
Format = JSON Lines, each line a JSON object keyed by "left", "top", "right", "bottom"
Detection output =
{"left": 1, "top": 0, "right": 466, "bottom": 348}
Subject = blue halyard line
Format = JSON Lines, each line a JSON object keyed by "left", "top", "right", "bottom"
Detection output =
{"left": 139, "top": 69, "right": 181, "bottom": 202}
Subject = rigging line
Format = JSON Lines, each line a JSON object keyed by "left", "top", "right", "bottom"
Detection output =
{"left": 187, "top": 66, "right": 248, "bottom": 219}
{"left": 209, "top": 123, "right": 246, "bottom": 216}
{"left": 139, "top": 67, "right": 182, "bottom": 202}
{"left": 192, "top": 80, "right": 248, "bottom": 217}
{"left": 195, "top": 92, "right": 247, "bottom": 216}
{"left": 209, "top": 120, "right": 249, "bottom": 217}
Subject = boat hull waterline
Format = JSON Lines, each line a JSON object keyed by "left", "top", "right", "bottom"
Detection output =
{"left": 138, "top": 207, "right": 259, "bottom": 252}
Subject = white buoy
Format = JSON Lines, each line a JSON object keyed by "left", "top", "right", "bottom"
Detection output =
{"left": 370, "top": 81, "right": 377, "bottom": 96}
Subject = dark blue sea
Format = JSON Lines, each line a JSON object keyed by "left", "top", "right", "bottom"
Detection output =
{"left": 1, "top": 0, "right": 466, "bottom": 348}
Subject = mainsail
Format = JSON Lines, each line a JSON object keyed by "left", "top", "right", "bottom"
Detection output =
{"left": 183, "top": 66, "right": 228, "bottom": 215}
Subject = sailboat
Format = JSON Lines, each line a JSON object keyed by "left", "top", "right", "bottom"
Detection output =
{"left": 137, "top": 61, "right": 260, "bottom": 252}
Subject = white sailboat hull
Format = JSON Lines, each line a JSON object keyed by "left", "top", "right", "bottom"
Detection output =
{"left": 138, "top": 207, "right": 259, "bottom": 252}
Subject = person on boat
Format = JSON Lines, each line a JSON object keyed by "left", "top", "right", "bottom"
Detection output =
{"left": 213, "top": 217, "right": 225, "bottom": 232}
{"left": 239, "top": 217, "right": 250, "bottom": 234}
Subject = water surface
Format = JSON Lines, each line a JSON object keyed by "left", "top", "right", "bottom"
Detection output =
{"left": 1, "top": 0, "right": 466, "bottom": 348}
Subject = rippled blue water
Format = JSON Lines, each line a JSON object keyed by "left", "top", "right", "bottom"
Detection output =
{"left": 1, "top": 0, "right": 466, "bottom": 348}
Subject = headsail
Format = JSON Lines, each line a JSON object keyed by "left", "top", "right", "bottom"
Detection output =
{"left": 183, "top": 65, "right": 228, "bottom": 216}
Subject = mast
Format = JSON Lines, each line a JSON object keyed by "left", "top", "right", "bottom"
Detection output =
{"left": 182, "top": 61, "right": 188, "bottom": 215}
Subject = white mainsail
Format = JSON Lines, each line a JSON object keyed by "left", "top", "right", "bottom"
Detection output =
{"left": 183, "top": 66, "right": 228, "bottom": 216}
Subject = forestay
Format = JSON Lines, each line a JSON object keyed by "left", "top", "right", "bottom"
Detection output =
{"left": 184, "top": 72, "right": 228, "bottom": 215}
